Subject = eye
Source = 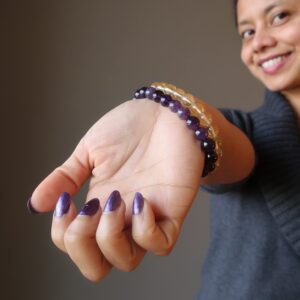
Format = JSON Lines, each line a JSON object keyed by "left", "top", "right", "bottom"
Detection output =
{"left": 272, "top": 12, "right": 289, "bottom": 25}
{"left": 240, "top": 29, "right": 255, "bottom": 40}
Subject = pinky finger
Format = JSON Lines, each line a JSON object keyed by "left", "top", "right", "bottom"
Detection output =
{"left": 132, "top": 193, "right": 181, "bottom": 256}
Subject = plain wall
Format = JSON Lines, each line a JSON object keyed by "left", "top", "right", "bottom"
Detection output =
{"left": 2, "top": 1, "right": 264, "bottom": 299}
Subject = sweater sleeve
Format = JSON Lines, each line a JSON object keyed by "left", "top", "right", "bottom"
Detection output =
{"left": 200, "top": 107, "right": 258, "bottom": 194}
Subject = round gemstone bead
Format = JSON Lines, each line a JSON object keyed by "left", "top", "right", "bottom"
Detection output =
{"left": 134, "top": 87, "right": 148, "bottom": 99}
{"left": 195, "top": 126, "right": 209, "bottom": 141}
{"left": 145, "top": 87, "right": 156, "bottom": 100}
{"left": 186, "top": 116, "right": 200, "bottom": 130}
{"left": 152, "top": 90, "right": 165, "bottom": 103}
{"left": 205, "top": 151, "right": 218, "bottom": 163}
{"left": 177, "top": 107, "right": 191, "bottom": 120}
{"left": 201, "top": 138, "right": 216, "bottom": 152}
{"left": 169, "top": 99, "right": 182, "bottom": 112}
{"left": 202, "top": 161, "right": 216, "bottom": 177}
{"left": 160, "top": 94, "right": 172, "bottom": 107}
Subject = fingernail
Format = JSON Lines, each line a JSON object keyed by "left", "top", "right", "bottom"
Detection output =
{"left": 27, "top": 197, "right": 40, "bottom": 215}
{"left": 132, "top": 192, "right": 144, "bottom": 215}
{"left": 54, "top": 192, "right": 71, "bottom": 217}
{"left": 103, "top": 190, "right": 122, "bottom": 213}
{"left": 79, "top": 198, "right": 100, "bottom": 216}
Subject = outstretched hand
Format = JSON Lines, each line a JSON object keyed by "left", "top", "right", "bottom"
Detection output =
{"left": 29, "top": 98, "right": 204, "bottom": 281}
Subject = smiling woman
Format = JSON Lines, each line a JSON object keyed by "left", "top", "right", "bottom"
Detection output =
{"left": 198, "top": 0, "right": 300, "bottom": 299}
{"left": 236, "top": 0, "right": 300, "bottom": 127}
{"left": 238, "top": 0, "right": 300, "bottom": 92}
{"left": 26, "top": 0, "right": 300, "bottom": 299}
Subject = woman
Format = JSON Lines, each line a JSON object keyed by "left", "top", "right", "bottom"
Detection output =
{"left": 28, "top": 0, "right": 300, "bottom": 298}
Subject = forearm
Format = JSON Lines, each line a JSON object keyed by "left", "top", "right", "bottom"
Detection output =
{"left": 197, "top": 99, "right": 256, "bottom": 186}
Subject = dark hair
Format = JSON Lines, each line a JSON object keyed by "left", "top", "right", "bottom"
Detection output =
{"left": 233, "top": 0, "right": 238, "bottom": 27}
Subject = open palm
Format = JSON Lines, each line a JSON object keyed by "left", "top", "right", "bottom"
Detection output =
{"left": 30, "top": 98, "right": 204, "bottom": 281}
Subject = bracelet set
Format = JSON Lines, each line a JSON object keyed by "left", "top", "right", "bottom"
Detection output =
{"left": 133, "top": 82, "right": 222, "bottom": 178}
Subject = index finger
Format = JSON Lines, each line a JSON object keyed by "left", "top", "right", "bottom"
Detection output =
{"left": 28, "top": 139, "right": 92, "bottom": 213}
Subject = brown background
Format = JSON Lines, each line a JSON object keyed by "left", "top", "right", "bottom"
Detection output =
{"left": 1, "top": 1, "right": 263, "bottom": 299}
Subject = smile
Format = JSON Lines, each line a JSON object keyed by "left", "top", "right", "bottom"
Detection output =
{"left": 259, "top": 53, "right": 292, "bottom": 75}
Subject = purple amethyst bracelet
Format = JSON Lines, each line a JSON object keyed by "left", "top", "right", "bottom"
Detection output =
{"left": 133, "top": 83, "right": 222, "bottom": 177}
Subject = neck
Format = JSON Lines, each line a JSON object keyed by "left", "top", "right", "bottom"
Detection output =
{"left": 282, "top": 87, "right": 300, "bottom": 130}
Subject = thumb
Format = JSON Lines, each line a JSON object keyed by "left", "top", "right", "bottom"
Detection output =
{"left": 28, "top": 139, "right": 92, "bottom": 213}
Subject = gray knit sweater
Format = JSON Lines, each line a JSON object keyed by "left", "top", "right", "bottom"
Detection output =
{"left": 197, "top": 90, "right": 300, "bottom": 300}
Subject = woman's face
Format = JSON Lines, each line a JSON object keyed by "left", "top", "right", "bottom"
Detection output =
{"left": 237, "top": 0, "right": 300, "bottom": 92}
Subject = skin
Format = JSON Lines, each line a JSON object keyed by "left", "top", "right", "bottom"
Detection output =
{"left": 30, "top": 0, "right": 300, "bottom": 283}
{"left": 237, "top": 0, "right": 300, "bottom": 127}
{"left": 31, "top": 100, "right": 205, "bottom": 281}
{"left": 31, "top": 89, "right": 256, "bottom": 281}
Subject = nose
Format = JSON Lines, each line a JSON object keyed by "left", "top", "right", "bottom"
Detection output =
{"left": 252, "top": 28, "right": 276, "bottom": 52}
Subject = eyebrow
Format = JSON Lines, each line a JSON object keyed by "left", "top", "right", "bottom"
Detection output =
{"left": 238, "top": 2, "right": 281, "bottom": 26}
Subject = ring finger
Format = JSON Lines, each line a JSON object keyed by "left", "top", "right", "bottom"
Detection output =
{"left": 96, "top": 190, "right": 146, "bottom": 272}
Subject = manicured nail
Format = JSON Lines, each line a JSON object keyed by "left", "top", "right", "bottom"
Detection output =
{"left": 27, "top": 197, "right": 40, "bottom": 215}
{"left": 103, "top": 190, "right": 122, "bottom": 213}
{"left": 132, "top": 192, "right": 144, "bottom": 215}
{"left": 79, "top": 198, "right": 100, "bottom": 216}
{"left": 54, "top": 192, "right": 71, "bottom": 217}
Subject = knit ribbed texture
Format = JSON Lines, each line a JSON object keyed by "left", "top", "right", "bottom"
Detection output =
{"left": 198, "top": 90, "right": 300, "bottom": 299}
{"left": 253, "top": 90, "right": 300, "bottom": 256}
{"left": 202, "top": 89, "right": 300, "bottom": 256}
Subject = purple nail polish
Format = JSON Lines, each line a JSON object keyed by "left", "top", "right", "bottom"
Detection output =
{"left": 54, "top": 192, "right": 71, "bottom": 217}
{"left": 79, "top": 198, "right": 100, "bottom": 216}
{"left": 27, "top": 197, "right": 40, "bottom": 215}
{"left": 132, "top": 192, "right": 144, "bottom": 215}
{"left": 103, "top": 190, "right": 122, "bottom": 213}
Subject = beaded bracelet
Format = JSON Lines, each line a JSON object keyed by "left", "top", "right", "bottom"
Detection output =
{"left": 133, "top": 82, "right": 222, "bottom": 177}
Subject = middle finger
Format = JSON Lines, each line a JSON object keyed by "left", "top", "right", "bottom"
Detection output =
{"left": 64, "top": 198, "right": 111, "bottom": 282}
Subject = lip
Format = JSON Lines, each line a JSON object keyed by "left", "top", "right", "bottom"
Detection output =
{"left": 258, "top": 52, "right": 292, "bottom": 75}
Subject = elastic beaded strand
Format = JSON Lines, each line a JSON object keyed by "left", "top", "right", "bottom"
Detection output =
{"left": 133, "top": 84, "right": 222, "bottom": 177}
{"left": 151, "top": 82, "right": 223, "bottom": 164}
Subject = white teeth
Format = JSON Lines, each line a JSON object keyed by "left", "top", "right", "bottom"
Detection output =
{"left": 261, "top": 55, "right": 286, "bottom": 69}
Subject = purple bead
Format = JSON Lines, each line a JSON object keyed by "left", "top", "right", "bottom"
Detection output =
{"left": 195, "top": 126, "right": 209, "bottom": 141}
{"left": 169, "top": 99, "right": 182, "bottom": 112}
{"left": 160, "top": 94, "right": 172, "bottom": 107}
{"left": 134, "top": 87, "right": 148, "bottom": 99}
{"left": 201, "top": 138, "right": 216, "bottom": 152}
{"left": 152, "top": 90, "right": 165, "bottom": 103}
{"left": 202, "top": 150, "right": 218, "bottom": 177}
{"left": 205, "top": 151, "right": 218, "bottom": 163}
{"left": 186, "top": 116, "right": 200, "bottom": 130}
{"left": 145, "top": 87, "right": 156, "bottom": 100}
{"left": 177, "top": 107, "right": 191, "bottom": 120}
{"left": 202, "top": 161, "right": 216, "bottom": 177}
